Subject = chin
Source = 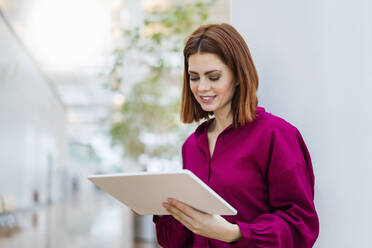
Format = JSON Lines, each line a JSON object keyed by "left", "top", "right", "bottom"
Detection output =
{"left": 200, "top": 105, "right": 217, "bottom": 112}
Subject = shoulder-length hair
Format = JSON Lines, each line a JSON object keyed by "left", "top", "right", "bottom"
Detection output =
{"left": 180, "top": 23, "right": 259, "bottom": 128}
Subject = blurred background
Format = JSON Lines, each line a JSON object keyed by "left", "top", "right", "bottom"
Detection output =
{"left": 0, "top": 0, "right": 228, "bottom": 247}
{"left": 1, "top": 0, "right": 372, "bottom": 247}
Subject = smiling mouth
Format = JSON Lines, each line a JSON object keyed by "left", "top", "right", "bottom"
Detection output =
{"left": 200, "top": 95, "right": 216, "bottom": 103}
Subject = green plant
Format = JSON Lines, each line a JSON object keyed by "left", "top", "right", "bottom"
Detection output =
{"left": 104, "top": 1, "right": 216, "bottom": 166}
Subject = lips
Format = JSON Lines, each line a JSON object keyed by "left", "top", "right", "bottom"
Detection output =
{"left": 200, "top": 95, "right": 216, "bottom": 103}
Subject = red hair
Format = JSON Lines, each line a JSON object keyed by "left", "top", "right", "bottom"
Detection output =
{"left": 181, "top": 23, "right": 259, "bottom": 128}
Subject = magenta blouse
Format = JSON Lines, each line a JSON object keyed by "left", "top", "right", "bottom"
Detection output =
{"left": 153, "top": 106, "right": 319, "bottom": 247}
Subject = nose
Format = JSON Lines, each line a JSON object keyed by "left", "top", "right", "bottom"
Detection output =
{"left": 197, "top": 77, "right": 211, "bottom": 92}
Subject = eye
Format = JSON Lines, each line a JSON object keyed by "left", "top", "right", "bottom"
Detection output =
{"left": 190, "top": 77, "right": 199, "bottom": 81}
{"left": 209, "top": 76, "right": 220, "bottom": 81}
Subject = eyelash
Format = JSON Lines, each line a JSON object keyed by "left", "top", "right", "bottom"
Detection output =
{"left": 190, "top": 76, "right": 220, "bottom": 81}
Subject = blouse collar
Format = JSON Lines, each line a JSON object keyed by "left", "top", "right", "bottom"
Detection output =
{"left": 193, "top": 106, "right": 266, "bottom": 158}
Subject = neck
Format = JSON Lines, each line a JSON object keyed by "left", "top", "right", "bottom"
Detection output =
{"left": 211, "top": 105, "right": 233, "bottom": 134}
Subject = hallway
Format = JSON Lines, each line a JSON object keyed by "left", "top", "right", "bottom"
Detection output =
{"left": 0, "top": 1, "right": 229, "bottom": 247}
{"left": 0, "top": 189, "right": 158, "bottom": 248}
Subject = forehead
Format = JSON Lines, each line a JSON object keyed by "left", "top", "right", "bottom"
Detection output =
{"left": 188, "top": 53, "right": 226, "bottom": 72}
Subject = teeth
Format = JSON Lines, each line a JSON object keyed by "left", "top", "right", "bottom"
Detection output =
{"left": 201, "top": 96, "right": 215, "bottom": 100}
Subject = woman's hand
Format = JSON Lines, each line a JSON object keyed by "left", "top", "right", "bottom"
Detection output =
{"left": 162, "top": 198, "right": 242, "bottom": 243}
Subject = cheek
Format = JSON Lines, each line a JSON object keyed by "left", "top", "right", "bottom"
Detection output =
{"left": 228, "top": 85, "right": 237, "bottom": 98}
{"left": 215, "top": 82, "right": 235, "bottom": 97}
{"left": 190, "top": 83, "right": 198, "bottom": 95}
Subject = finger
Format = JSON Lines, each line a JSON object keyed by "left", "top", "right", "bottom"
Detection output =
{"left": 166, "top": 208, "right": 195, "bottom": 232}
{"left": 164, "top": 202, "right": 194, "bottom": 227}
{"left": 168, "top": 198, "right": 202, "bottom": 219}
{"left": 173, "top": 213, "right": 195, "bottom": 231}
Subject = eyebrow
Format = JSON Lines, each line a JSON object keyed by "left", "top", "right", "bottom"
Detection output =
{"left": 188, "top": 70, "right": 221, "bottom": 75}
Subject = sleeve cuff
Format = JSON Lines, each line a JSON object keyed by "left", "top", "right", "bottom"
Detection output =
{"left": 228, "top": 220, "right": 253, "bottom": 247}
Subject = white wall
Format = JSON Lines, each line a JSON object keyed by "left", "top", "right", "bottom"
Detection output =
{"left": 0, "top": 15, "right": 69, "bottom": 209}
{"left": 232, "top": 0, "right": 372, "bottom": 247}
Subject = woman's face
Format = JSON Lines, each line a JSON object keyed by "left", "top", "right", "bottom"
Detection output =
{"left": 188, "top": 52, "right": 237, "bottom": 116}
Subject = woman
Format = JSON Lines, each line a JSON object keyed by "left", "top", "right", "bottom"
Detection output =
{"left": 152, "top": 23, "right": 319, "bottom": 247}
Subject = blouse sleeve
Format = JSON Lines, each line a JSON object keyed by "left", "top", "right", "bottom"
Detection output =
{"left": 152, "top": 215, "right": 193, "bottom": 247}
{"left": 152, "top": 143, "right": 193, "bottom": 247}
{"left": 230, "top": 126, "right": 319, "bottom": 248}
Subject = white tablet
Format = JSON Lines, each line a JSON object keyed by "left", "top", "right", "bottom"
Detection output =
{"left": 88, "top": 169, "right": 237, "bottom": 215}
